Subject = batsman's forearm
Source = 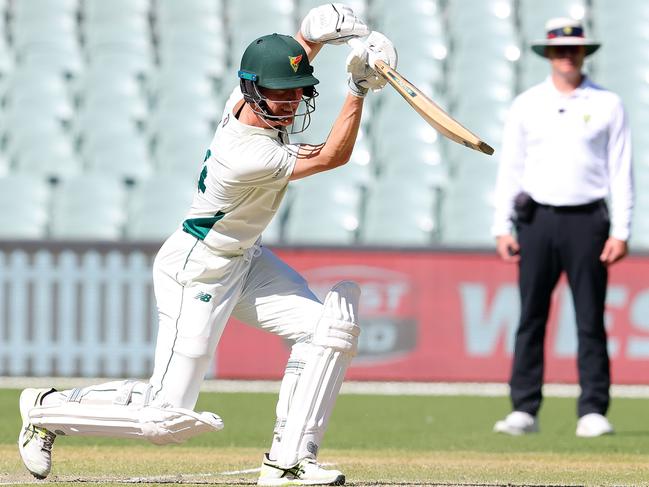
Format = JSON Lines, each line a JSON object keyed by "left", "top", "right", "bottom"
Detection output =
{"left": 321, "top": 94, "right": 364, "bottom": 167}
{"left": 295, "top": 31, "right": 323, "bottom": 61}
{"left": 291, "top": 94, "right": 363, "bottom": 180}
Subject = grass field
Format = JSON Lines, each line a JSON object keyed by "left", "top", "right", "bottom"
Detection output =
{"left": 2, "top": 388, "right": 649, "bottom": 486}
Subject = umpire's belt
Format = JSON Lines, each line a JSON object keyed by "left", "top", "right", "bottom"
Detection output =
{"left": 537, "top": 199, "right": 605, "bottom": 213}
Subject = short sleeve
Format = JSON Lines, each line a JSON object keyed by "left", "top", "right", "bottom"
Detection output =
{"left": 229, "top": 135, "right": 298, "bottom": 186}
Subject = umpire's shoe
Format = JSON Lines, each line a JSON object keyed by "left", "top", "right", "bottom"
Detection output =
{"left": 257, "top": 453, "right": 345, "bottom": 486}
{"left": 18, "top": 388, "right": 57, "bottom": 479}
{"left": 493, "top": 411, "right": 539, "bottom": 435}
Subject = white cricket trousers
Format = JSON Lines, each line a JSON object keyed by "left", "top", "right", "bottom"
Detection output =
{"left": 149, "top": 229, "right": 322, "bottom": 409}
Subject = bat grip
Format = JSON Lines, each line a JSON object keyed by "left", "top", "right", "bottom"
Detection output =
{"left": 346, "top": 37, "right": 389, "bottom": 73}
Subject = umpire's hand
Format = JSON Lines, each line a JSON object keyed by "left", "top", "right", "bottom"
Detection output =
{"left": 600, "top": 237, "right": 628, "bottom": 265}
{"left": 496, "top": 234, "right": 520, "bottom": 263}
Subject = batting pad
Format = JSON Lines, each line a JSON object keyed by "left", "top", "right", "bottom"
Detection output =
{"left": 274, "top": 281, "right": 361, "bottom": 468}
{"left": 29, "top": 403, "right": 224, "bottom": 445}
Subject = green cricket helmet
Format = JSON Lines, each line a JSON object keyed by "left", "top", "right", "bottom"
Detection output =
{"left": 238, "top": 33, "right": 319, "bottom": 90}
{"left": 238, "top": 34, "right": 319, "bottom": 133}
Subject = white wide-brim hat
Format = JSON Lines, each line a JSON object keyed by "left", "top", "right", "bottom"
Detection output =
{"left": 531, "top": 17, "right": 601, "bottom": 57}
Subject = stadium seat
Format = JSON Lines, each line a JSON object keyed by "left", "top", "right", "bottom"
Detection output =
{"left": 19, "top": 49, "right": 83, "bottom": 79}
{"left": 284, "top": 207, "right": 360, "bottom": 245}
{"left": 83, "top": 16, "right": 150, "bottom": 48}
{"left": 519, "top": 53, "right": 550, "bottom": 91}
{"left": 284, "top": 175, "right": 363, "bottom": 245}
{"left": 11, "top": 0, "right": 78, "bottom": 19}
{"left": 11, "top": 7, "right": 77, "bottom": 39}
{"left": 261, "top": 189, "right": 294, "bottom": 246}
{"left": 86, "top": 48, "right": 154, "bottom": 81}
{"left": 76, "top": 67, "right": 144, "bottom": 107}
{"left": 50, "top": 173, "right": 127, "bottom": 240}
{"left": 592, "top": 0, "right": 649, "bottom": 27}
{"left": 447, "top": 59, "right": 516, "bottom": 106}
{"left": 227, "top": 0, "right": 297, "bottom": 67}
{"left": 5, "top": 119, "right": 75, "bottom": 173}
{"left": 373, "top": 94, "right": 444, "bottom": 163}
{"left": 13, "top": 133, "right": 82, "bottom": 182}
{"left": 0, "top": 174, "right": 51, "bottom": 239}
{"left": 261, "top": 212, "right": 284, "bottom": 246}
{"left": 593, "top": 44, "right": 649, "bottom": 86}
{"left": 11, "top": 14, "right": 81, "bottom": 75}
{"left": 373, "top": 0, "right": 447, "bottom": 78}
{"left": 86, "top": 140, "right": 152, "bottom": 184}
{"left": 519, "top": 0, "right": 588, "bottom": 41}
{"left": 80, "top": 91, "right": 148, "bottom": 129}
{"left": 345, "top": 137, "right": 376, "bottom": 186}
{"left": 630, "top": 190, "right": 649, "bottom": 250}
{"left": 360, "top": 178, "right": 439, "bottom": 246}
{"left": 380, "top": 149, "right": 449, "bottom": 189}
{"left": 447, "top": 0, "right": 517, "bottom": 68}
{"left": 83, "top": 0, "right": 149, "bottom": 22}
{"left": 450, "top": 148, "right": 500, "bottom": 187}
{"left": 154, "top": 13, "right": 227, "bottom": 80}
{"left": 152, "top": 70, "right": 219, "bottom": 107}
{"left": 0, "top": 28, "right": 13, "bottom": 78}
{"left": 125, "top": 174, "right": 195, "bottom": 241}
{"left": 149, "top": 105, "right": 215, "bottom": 148}
{"left": 154, "top": 128, "right": 213, "bottom": 178}
{"left": 373, "top": 0, "right": 443, "bottom": 37}
{"left": 4, "top": 93, "right": 74, "bottom": 131}
{"left": 79, "top": 117, "right": 151, "bottom": 183}
{"left": 83, "top": 19, "right": 153, "bottom": 73}
{"left": 439, "top": 179, "right": 497, "bottom": 248}
{"left": 5, "top": 67, "right": 70, "bottom": 104}
{"left": 155, "top": 0, "right": 224, "bottom": 25}
{"left": 0, "top": 154, "right": 9, "bottom": 177}
{"left": 153, "top": 90, "right": 221, "bottom": 130}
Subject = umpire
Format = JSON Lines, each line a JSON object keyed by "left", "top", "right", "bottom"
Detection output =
{"left": 491, "top": 18, "right": 634, "bottom": 437}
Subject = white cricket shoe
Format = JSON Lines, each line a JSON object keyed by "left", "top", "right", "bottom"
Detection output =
{"left": 257, "top": 454, "right": 345, "bottom": 486}
{"left": 493, "top": 411, "right": 539, "bottom": 435}
{"left": 18, "top": 388, "right": 57, "bottom": 479}
{"left": 576, "top": 413, "right": 614, "bottom": 437}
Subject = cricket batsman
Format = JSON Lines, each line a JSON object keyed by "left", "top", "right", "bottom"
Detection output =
{"left": 17, "top": 4, "right": 397, "bottom": 486}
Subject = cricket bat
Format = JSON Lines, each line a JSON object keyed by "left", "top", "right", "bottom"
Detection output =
{"left": 348, "top": 39, "right": 495, "bottom": 155}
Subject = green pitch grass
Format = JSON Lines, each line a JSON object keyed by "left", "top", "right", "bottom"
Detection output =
{"left": 1, "top": 388, "right": 649, "bottom": 486}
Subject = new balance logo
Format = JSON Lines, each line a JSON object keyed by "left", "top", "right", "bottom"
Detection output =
{"left": 195, "top": 291, "right": 212, "bottom": 302}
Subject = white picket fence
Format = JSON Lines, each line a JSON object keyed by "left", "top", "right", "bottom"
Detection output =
{"left": 0, "top": 247, "right": 158, "bottom": 377}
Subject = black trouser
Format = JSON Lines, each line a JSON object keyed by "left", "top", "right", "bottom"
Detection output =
{"left": 510, "top": 200, "right": 610, "bottom": 418}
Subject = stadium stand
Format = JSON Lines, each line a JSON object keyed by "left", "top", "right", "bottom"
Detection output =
{"left": 125, "top": 173, "right": 195, "bottom": 241}
{"left": 361, "top": 176, "right": 440, "bottom": 245}
{"left": 284, "top": 173, "right": 363, "bottom": 244}
{"left": 0, "top": 0, "right": 646, "bottom": 249}
{"left": 0, "top": 173, "right": 50, "bottom": 239}
{"left": 49, "top": 173, "right": 127, "bottom": 240}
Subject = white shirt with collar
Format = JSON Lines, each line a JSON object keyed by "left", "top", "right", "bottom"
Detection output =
{"left": 492, "top": 76, "right": 634, "bottom": 241}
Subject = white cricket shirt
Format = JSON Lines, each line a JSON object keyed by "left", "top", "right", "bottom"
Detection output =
{"left": 181, "top": 87, "right": 298, "bottom": 252}
{"left": 492, "top": 76, "right": 634, "bottom": 240}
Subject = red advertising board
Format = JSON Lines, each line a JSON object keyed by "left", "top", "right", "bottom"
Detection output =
{"left": 215, "top": 249, "right": 649, "bottom": 384}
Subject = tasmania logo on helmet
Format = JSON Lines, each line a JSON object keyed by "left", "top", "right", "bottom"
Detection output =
{"left": 288, "top": 54, "right": 302, "bottom": 73}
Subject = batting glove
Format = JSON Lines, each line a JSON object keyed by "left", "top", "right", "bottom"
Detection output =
{"left": 346, "top": 31, "right": 398, "bottom": 94}
{"left": 301, "top": 3, "right": 369, "bottom": 45}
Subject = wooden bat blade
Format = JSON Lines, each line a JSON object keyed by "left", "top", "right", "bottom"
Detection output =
{"left": 374, "top": 60, "right": 495, "bottom": 155}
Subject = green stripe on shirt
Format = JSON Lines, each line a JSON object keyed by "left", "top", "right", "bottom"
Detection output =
{"left": 182, "top": 211, "right": 226, "bottom": 240}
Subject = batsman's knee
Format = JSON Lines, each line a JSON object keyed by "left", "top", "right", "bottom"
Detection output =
{"left": 312, "top": 281, "right": 361, "bottom": 356}
{"left": 140, "top": 407, "right": 224, "bottom": 445}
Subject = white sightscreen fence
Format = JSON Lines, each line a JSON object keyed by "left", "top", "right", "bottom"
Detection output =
{"left": 0, "top": 242, "right": 161, "bottom": 378}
